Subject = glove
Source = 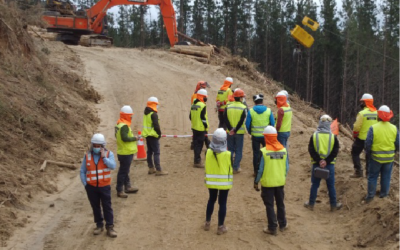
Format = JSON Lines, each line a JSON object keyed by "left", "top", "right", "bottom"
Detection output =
{"left": 352, "top": 131, "right": 359, "bottom": 138}
{"left": 254, "top": 183, "right": 260, "bottom": 192}
{"left": 319, "top": 160, "right": 327, "bottom": 168}
{"left": 216, "top": 101, "right": 221, "bottom": 108}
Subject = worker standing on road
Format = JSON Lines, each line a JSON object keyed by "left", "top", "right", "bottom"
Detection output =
{"left": 190, "top": 89, "right": 209, "bottom": 168}
{"left": 246, "top": 94, "right": 275, "bottom": 176}
{"left": 216, "top": 77, "right": 233, "bottom": 129}
{"left": 350, "top": 93, "right": 378, "bottom": 178}
{"left": 191, "top": 81, "right": 211, "bottom": 150}
{"left": 254, "top": 126, "right": 288, "bottom": 235}
{"left": 224, "top": 88, "right": 247, "bottom": 174}
{"left": 80, "top": 133, "right": 117, "bottom": 238}
{"left": 115, "top": 105, "right": 139, "bottom": 198}
{"left": 275, "top": 91, "right": 292, "bottom": 148}
{"left": 304, "top": 115, "right": 342, "bottom": 211}
{"left": 364, "top": 105, "right": 399, "bottom": 203}
{"left": 143, "top": 97, "right": 168, "bottom": 176}
{"left": 203, "top": 128, "right": 232, "bottom": 235}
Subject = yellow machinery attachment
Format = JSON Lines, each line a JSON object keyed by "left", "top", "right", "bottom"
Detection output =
{"left": 290, "top": 25, "right": 314, "bottom": 48}
{"left": 302, "top": 16, "right": 319, "bottom": 31}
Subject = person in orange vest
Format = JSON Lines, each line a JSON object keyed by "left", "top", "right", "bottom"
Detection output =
{"left": 80, "top": 133, "right": 117, "bottom": 237}
{"left": 275, "top": 91, "right": 292, "bottom": 148}
{"left": 191, "top": 81, "right": 211, "bottom": 150}
{"left": 216, "top": 77, "right": 234, "bottom": 129}
{"left": 350, "top": 93, "right": 378, "bottom": 178}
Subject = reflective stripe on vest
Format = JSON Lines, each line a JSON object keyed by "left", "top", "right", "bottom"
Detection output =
{"left": 204, "top": 149, "right": 233, "bottom": 190}
{"left": 86, "top": 151, "right": 111, "bottom": 187}
{"left": 278, "top": 106, "right": 292, "bottom": 132}
{"left": 371, "top": 122, "right": 397, "bottom": 163}
{"left": 216, "top": 88, "right": 232, "bottom": 110}
{"left": 227, "top": 102, "right": 246, "bottom": 134}
{"left": 115, "top": 123, "right": 138, "bottom": 155}
{"left": 250, "top": 107, "right": 271, "bottom": 137}
{"left": 311, "top": 132, "right": 336, "bottom": 164}
{"left": 358, "top": 108, "right": 378, "bottom": 140}
{"left": 142, "top": 112, "right": 159, "bottom": 138}
{"left": 191, "top": 101, "right": 208, "bottom": 131}
{"left": 260, "top": 147, "right": 287, "bottom": 187}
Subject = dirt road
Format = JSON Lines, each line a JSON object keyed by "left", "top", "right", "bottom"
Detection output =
{"left": 4, "top": 46, "right": 398, "bottom": 250}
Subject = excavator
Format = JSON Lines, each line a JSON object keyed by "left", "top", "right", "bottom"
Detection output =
{"left": 42, "top": 0, "right": 178, "bottom": 47}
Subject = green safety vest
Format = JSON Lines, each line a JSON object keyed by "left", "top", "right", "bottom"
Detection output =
{"left": 191, "top": 101, "right": 209, "bottom": 132}
{"left": 204, "top": 149, "right": 233, "bottom": 190}
{"left": 227, "top": 102, "right": 246, "bottom": 134}
{"left": 358, "top": 108, "right": 378, "bottom": 140}
{"left": 277, "top": 106, "right": 292, "bottom": 133}
{"left": 250, "top": 107, "right": 271, "bottom": 137}
{"left": 371, "top": 122, "right": 397, "bottom": 163}
{"left": 115, "top": 123, "right": 138, "bottom": 155}
{"left": 260, "top": 147, "right": 287, "bottom": 188}
{"left": 142, "top": 112, "right": 159, "bottom": 138}
{"left": 216, "top": 88, "right": 232, "bottom": 110}
{"left": 312, "top": 132, "right": 336, "bottom": 164}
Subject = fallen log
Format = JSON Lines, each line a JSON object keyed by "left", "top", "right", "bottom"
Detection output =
{"left": 40, "top": 160, "right": 78, "bottom": 172}
{"left": 339, "top": 124, "right": 354, "bottom": 140}
{"left": 174, "top": 45, "right": 214, "bottom": 54}
{"left": 170, "top": 47, "right": 210, "bottom": 59}
{"left": 183, "top": 55, "right": 209, "bottom": 63}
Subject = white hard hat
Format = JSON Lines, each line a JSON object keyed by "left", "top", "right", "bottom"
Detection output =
{"left": 121, "top": 105, "right": 133, "bottom": 114}
{"left": 91, "top": 133, "right": 106, "bottom": 145}
{"left": 320, "top": 114, "right": 332, "bottom": 122}
{"left": 225, "top": 77, "right": 233, "bottom": 83}
{"left": 281, "top": 90, "right": 289, "bottom": 97}
{"left": 276, "top": 92, "right": 286, "bottom": 97}
{"left": 378, "top": 105, "right": 390, "bottom": 113}
{"left": 360, "top": 93, "right": 373, "bottom": 100}
{"left": 263, "top": 126, "right": 277, "bottom": 135}
{"left": 148, "top": 97, "right": 159, "bottom": 103}
{"left": 213, "top": 128, "right": 227, "bottom": 140}
{"left": 197, "top": 89, "right": 208, "bottom": 96}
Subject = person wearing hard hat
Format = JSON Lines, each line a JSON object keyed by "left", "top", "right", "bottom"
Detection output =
{"left": 190, "top": 89, "right": 209, "bottom": 168}
{"left": 275, "top": 91, "right": 292, "bottom": 148}
{"left": 304, "top": 115, "right": 342, "bottom": 212}
{"left": 203, "top": 128, "right": 233, "bottom": 235}
{"left": 364, "top": 105, "right": 399, "bottom": 203}
{"left": 115, "top": 105, "right": 139, "bottom": 198}
{"left": 350, "top": 93, "right": 378, "bottom": 178}
{"left": 80, "top": 133, "right": 117, "bottom": 238}
{"left": 280, "top": 90, "right": 289, "bottom": 104}
{"left": 216, "top": 77, "right": 234, "bottom": 129}
{"left": 190, "top": 81, "right": 211, "bottom": 151}
{"left": 246, "top": 94, "right": 275, "bottom": 176}
{"left": 142, "top": 97, "right": 168, "bottom": 176}
{"left": 254, "top": 126, "right": 288, "bottom": 235}
{"left": 224, "top": 88, "right": 247, "bottom": 173}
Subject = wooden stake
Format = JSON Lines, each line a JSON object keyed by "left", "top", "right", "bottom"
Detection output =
{"left": 39, "top": 160, "right": 77, "bottom": 172}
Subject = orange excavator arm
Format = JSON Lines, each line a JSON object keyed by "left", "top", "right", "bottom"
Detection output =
{"left": 87, "top": 0, "right": 178, "bottom": 46}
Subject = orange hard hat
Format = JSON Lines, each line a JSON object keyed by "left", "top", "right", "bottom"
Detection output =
{"left": 233, "top": 88, "right": 245, "bottom": 98}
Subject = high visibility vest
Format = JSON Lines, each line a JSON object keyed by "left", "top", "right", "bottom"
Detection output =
{"left": 204, "top": 149, "right": 233, "bottom": 190}
{"left": 358, "top": 108, "right": 378, "bottom": 140}
{"left": 86, "top": 151, "right": 111, "bottom": 187}
{"left": 312, "top": 132, "right": 336, "bottom": 164}
{"left": 227, "top": 102, "right": 246, "bottom": 134}
{"left": 260, "top": 147, "right": 287, "bottom": 187}
{"left": 277, "top": 106, "right": 292, "bottom": 132}
{"left": 216, "top": 88, "right": 232, "bottom": 110}
{"left": 371, "top": 122, "right": 397, "bottom": 163}
{"left": 115, "top": 123, "right": 138, "bottom": 155}
{"left": 191, "top": 101, "right": 209, "bottom": 131}
{"left": 250, "top": 107, "right": 271, "bottom": 137}
{"left": 142, "top": 112, "right": 159, "bottom": 138}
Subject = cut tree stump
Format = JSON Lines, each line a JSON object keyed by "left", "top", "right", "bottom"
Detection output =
{"left": 40, "top": 160, "right": 78, "bottom": 172}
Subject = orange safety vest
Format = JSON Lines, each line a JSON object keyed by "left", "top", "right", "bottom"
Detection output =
{"left": 86, "top": 151, "right": 111, "bottom": 187}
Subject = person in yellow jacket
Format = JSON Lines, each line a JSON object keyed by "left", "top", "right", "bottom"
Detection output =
{"left": 364, "top": 105, "right": 399, "bottom": 203}
{"left": 350, "top": 93, "right": 378, "bottom": 178}
{"left": 115, "top": 105, "right": 139, "bottom": 198}
{"left": 275, "top": 91, "right": 292, "bottom": 148}
{"left": 216, "top": 77, "right": 233, "bottom": 129}
{"left": 190, "top": 81, "right": 211, "bottom": 150}
{"left": 254, "top": 126, "right": 288, "bottom": 236}
{"left": 203, "top": 128, "right": 232, "bottom": 235}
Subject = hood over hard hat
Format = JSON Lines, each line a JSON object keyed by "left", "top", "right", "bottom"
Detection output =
{"left": 378, "top": 105, "right": 394, "bottom": 122}
{"left": 220, "top": 77, "right": 233, "bottom": 91}
{"left": 209, "top": 128, "right": 227, "bottom": 153}
{"left": 263, "top": 126, "right": 284, "bottom": 151}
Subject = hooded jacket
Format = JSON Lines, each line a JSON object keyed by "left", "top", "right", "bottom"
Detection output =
{"left": 245, "top": 105, "right": 275, "bottom": 136}
{"left": 144, "top": 107, "right": 161, "bottom": 137}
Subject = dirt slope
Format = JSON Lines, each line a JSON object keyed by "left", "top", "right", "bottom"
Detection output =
{"left": 2, "top": 45, "right": 398, "bottom": 250}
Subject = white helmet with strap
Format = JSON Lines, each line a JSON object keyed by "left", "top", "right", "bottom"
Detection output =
{"left": 91, "top": 133, "right": 106, "bottom": 145}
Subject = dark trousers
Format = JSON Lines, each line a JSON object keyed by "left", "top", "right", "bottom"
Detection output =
{"left": 193, "top": 129, "right": 206, "bottom": 164}
{"left": 191, "top": 134, "right": 210, "bottom": 149}
{"left": 252, "top": 136, "right": 266, "bottom": 174}
{"left": 85, "top": 184, "right": 114, "bottom": 227}
{"left": 146, "top": 137, "right": 161, "bottom": 171}
{"left": 116, "top": 154, "right": 133, "bottom": 192}
{"left": 206, "top": 189, "right": 229, "bottom": 226}
{"left": 351, "top": 138, "right": 369, "bottom": 173}
{"left": 261, "top": 186, "right": 286, "bottom": 231}
{"left": 218, "top": 111, "right": 226, "bottom": 130}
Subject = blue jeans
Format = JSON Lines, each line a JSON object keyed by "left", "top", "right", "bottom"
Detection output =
{"left": 252, "top": 136, "right": 266, "bottom": 174}
{"left": 277, "top": 132, "right": 290, "bottom": 148}
{"left": 309, "top": 164, "right": 337, "bottom": 206}
{"left": 366, "top": 159, "right": 393, "bottom": 200}
{"left": 227, "top": 134, "right": 244, "bottom": 171}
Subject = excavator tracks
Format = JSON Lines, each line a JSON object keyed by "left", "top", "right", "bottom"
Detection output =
{"left": 79, "top": 35, "right": 113, "bottom": 47}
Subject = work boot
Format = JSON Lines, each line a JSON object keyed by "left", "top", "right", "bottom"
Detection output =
{"left": 350, "top": 171, "right": 363, "bottom": 178}
{"left": 304, "top": 202, "right": 314, "bottom": 211}
{"left": 279, "top": 223, "right": 288, "bottom": 232}
{"left": 125, "top": 186, "right": 139, "bottom": 193}
{"left": 217, "top": 225, "right": 228, "bottom": 235}
{"left": 233, "top": 168, "right": 241, "bottom": 174}
{"left": 204, "top": 221, "right": 211, "bottom": 231}
{"left": 156, "top": 170, "right": 168, "bottom": 176}
{"left": 263, "top": 227, "right": 277, "bottom": 236}
{"left": 194, "top": 163, "right": 204, "bottom": 168}
{"left": 93, "top": 226, "right": 103, "bottom": 235}
{"left": 106, "top": 225, "right": 117, "bottom": 238}
{"left": 330, "top": 203, "right": 343, "bottom": 211}
{"left": 117, "top": 191, "right": 128, "bottom": 198}
{"left": 148, "top": 167, "right": 156, "bottom": 174}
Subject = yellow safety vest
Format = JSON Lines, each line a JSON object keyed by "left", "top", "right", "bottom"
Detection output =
{"left": 250, "top": 107, "right": 271, "bottom": 137}
{"left": 216, "top": 88, "right": 232, "bottom": 110}
{"left": 115, "top": 123, "right": 138, "bottom": 155}
{"left": 191, "top": 101, "right": 209, "bottom": 132}
{"left": 204, "top": 149, "right": 233, "bottom": 190}
{"left": 371, "top": 122, "right": 397, "bottom": 163}
{"left": 227, "top": 102, "right": 246, "bottom": 134}
{"left": 142, "top": 112, "right": 159, "bottom": 138}
{"left": 312, "top": 132, "right": 336, "bottom": 164}
{"left": 277, "top": 106, "right": 292, "bottom": 132}
{"left": 358, "top": 108, "right": 378, "bottom": 140}
{"left": 260, "top": 147, "right": 287, "bottom": 187}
